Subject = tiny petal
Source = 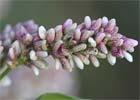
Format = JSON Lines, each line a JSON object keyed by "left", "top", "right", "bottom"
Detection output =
{"left": 60, "top": 57, "right": 72, "bottom": 72}
{"left": 113, "top": 39, "right": 124, "bottom": 47}
{"left": 102, "top": 16, "right": 108, "bottom": 27}
{"left": 38, "top": 25, "right": 47, "bottom": 39}
{"left": 86, "top": 48, "right": 98, "bottom": 55}
{"left": 29, "top": 50, "right": 37, "bottom": 61}
{"left": 55, "top": 25, "right": 63, "bottom": 41}
{"left": 111, "top": 33, "right": 123, "bottom": 40}
{"left": 36, "top": 51, "right": 48, "bottom": 58}
{"left": 95, "top": 32, "right": 106, "bottom": 44}
{"left": 63, "top": 19, "right": 73, "bottom": 28}
{"left": 74, "top": 28, "right": 81, "bottom": 41}
{"left": 84, "top": 16, "right": 91, "bottom": 29}
{"left": 47, "top": 28, "right": 55, "bottom": 43}
{"left": 99, "top": 42, "right": 108, "bottom": 54}
{"left": 77, "top": 54, "right": 90, "bottom": 65}
{"left": 33, "top": 60, "right": 47, "bottom": 69}
{"left": 31, "top": 65, "right": 39, "bottom": 76}
{"left": 81, "top": 31, "right": 92, "bottom": 41}
{"left": 107, "top": 52, "right": 116, "bottom": 65}
{"left": 105, "top": 18, "right": 116, "bottom": 33}
{"left": 72, "top": 43, "right": 87, "bottom": 52}
{"left": 97, "top": 52, "right": 106, "bottom": 59}
{"left": 92, "top": 18, "right": 102, "bottom": 30}
{"left": 8, "top": 48, "right": 15, "bottom": 60}
{"left": 23, "top": 33, "right": 33, "bottom": 44}
{"left": 123, "top": 51, "right": 133, "bottom": 62}
{"left": 54, "top": 40, "right": 63, "bottom": 51}
{"left": 55, "top": 58, "right": 62, "bottom": 70}
{"left": 73, "top": 55, "right": 84, "bottom": 70}
{"left": 90, "top": 55, "right": 100, "bottom": 67}
{"left": 65, "top": 23, "right": 77, "bottom": 33}
{"left": 112, "top": 26, "right": 119, "bottom": 34}
{"left": 88, "top": 37, "right": 96, "bottom": 47}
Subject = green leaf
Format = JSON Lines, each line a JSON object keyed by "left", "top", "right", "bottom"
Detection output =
{"left": 36, "top": 93, "right": 80, "bottom": 100}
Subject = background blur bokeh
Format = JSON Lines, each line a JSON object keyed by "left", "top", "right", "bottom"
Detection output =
{"left": 0, "top": 0, "right": 139, "bottom": 99}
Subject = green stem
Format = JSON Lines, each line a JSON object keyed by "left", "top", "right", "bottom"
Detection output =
{"left": 0, "top": 67, "right": 13, "bottom": 80}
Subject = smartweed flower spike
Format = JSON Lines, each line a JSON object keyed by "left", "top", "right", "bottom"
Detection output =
{"left": 0, "top": 16, "right": 138, "bottom": 76}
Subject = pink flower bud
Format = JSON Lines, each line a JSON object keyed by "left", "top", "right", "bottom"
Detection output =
{"left": 102, "top": 16, "right": 108, "bottom": 27}
{"left": 92, "top": 18, "right": 102, "bottom": 30}
{"left": 11, "top": 40, "right": 21, "bottom": 55}
{"left": 63, "top": 19, "right": 73, "bottom": 28}
{"left": 112, "top": 26, "right": 119, "bottom": 34}
{"left": 55, "top": 25, "right": 63, "bottom": 41}
{"left": 47, "top": 28, "right": 55, "bottom": 43}
{"left": 105, "top": 18, "right": 116, "bottom": 33}
{"left": 8, "top": 48, "right": 15, "bottom": 60}
{"left": 90, "top": 55, "right": 100, "bottom": 67}
{"left": 64, "top": 23, "right": 77, "bottom": 33}
{"left": 99, "top": 42, "right": 108, "bottom": 54}
{"left": 81, "top": 31, "right": 92, "bottom": 41}
{"left": 77, "top": 23, "right": 85, "bottom": 30}
{"left": 112, "top": 39, "right": 124, "bottom": 47}
{"left": 34, "top": 40, "right": 46, "bottom": 48}
{"left": 72, "top": 43, "right": 87, "bottom": 53}
{"left": 36, "top": 51, "right": 48, "bottom": 58}
{"left": 23, "top": 33, "right": 33, "bottom": 44}
{"left": 111, "top": 47, "right": 124, "bottom": 58}
{"left": 111, "top": 33, "right": 123, "bottom": 40}
{"left": 23, "top": 20, "right": 38, "bottom": 33}
{"left": 77, "top": 54, "right": 90, "bottom": 65}
{"left": 74, "top": 28, "right": 81, "bottom": 41}
{"left": 60, "top": 57, "right": 72, "bottom": 72}
{"left": 95, "top": 32, "right": 106, "bottom": 44}
{"left": 54, "top": 40, "right": 63, "bottom": 52}
{"left": 84, "top": 16, "right": 91, "bottom": 29}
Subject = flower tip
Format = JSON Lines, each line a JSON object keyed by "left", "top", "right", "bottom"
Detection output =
{"left": 84, "top": 16, "right": 91, "bottom": 28}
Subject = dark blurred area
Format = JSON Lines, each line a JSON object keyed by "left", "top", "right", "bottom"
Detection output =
{"left": 0, "top": 0, "right": 139, "bottom": 99}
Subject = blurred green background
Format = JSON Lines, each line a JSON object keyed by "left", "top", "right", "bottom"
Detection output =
{"left": 0, "top": 0, "right": 139, "bottom": 99}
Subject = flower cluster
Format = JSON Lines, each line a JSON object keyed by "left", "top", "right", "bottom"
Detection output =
{"left": 0, "top": 16, "right": 138, "bottom": 76}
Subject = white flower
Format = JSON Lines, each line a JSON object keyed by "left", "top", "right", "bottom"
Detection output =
{"left": 31, "top": 65, "right": 39, "bottom": 76}
{"left": 84, "top": 16, "right": 91, "bottom": 29}
{"left": 73, "top": 55, "right": 84, "bottom": 70}
{"left": 8, "top": 47, "right": 15, "bottom": 60}
{"left": 38, "top": 25, "right": 47, "bottom": 39}
{"left": 88, "top": 37, "right": 96, "bottom": 47}
{"left": 55, "top": 58, "right": 61, "bottom": 70}
{"left": 123, "top": 51, "right": 133, "bottom": 62}
{"left": 107, "top": 52, "right": 116, "bottom": 65}
{"left": 29, "top": 50, "right": 37, "bottom": 61}
{"left": 90, "top": 55, "right": 100, "bottom": 67}
{"left": 72, "top": 43, "right": 87, "bottom": 53}
{"left": 36, "top": 51, "right": 48, "bottom": 58}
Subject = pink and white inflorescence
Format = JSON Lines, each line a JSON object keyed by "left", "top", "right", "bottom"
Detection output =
{"left": 0, "top": 16, "right": 138, "bottom": 75}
